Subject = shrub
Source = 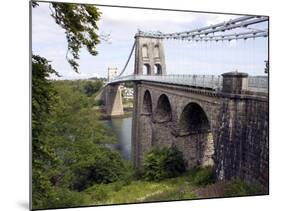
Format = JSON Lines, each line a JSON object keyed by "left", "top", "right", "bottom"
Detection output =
{"left": 34, "top": 187, "right": 91, "bottom": 210}
{"left": 71, "top": 147, "right": 132, "bottom": 191}
{"left": 88, "top": 185, "right": 109, "bottom": 201}
{"left": 165, "top": 145, "right": 186, "bottom": 178}
{"left": 143, "top": 145, "right": 186, "bottom": 181}
{"left": 224, "top": 180, "right": 265, "bottom": 197}
{"left": 187, "top": 166, "right": 215, "bottom": 186}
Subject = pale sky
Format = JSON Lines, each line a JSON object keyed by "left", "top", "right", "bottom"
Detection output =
{"left": 32, "top": 2, "right": 268, "bottom": 79}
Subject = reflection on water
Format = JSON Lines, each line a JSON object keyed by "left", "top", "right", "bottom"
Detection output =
{"left": 101, "top": 117, "right": 132, "bottom": 160}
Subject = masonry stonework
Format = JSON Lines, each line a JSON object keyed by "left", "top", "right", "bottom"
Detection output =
{"left": 104, "top": 84, "right": 124, "bottom": 116}
{"left": 131, "top": 73, "right": 268, "bottom": 189}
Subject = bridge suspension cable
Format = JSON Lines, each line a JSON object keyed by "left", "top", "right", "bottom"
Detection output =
{"left": 137, "top": 16, "right": 268, "bottom": 42}
{"left": 187, "top": 31, "right": 268, "bottom": 42}
{"left": 117, "top": 40, "right": 136, "bottom": 77}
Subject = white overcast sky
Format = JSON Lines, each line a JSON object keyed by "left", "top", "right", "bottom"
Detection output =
{"left": 32, "top": 2, "right": 268, "bottom": 79}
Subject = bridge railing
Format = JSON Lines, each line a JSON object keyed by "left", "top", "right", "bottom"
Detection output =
{"left": 138, "top": 74, "right": 223, "bottom": 90}
{"left": 248, "top": 76, "right": 268, "bottom": 93}
{"left": 109, "top": 74, "right": 223, "bottom": 90}
{"left": 108, "top": 74, "right": 268, "bottom": 93}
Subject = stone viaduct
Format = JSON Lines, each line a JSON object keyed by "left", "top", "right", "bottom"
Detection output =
{"left": 104, "top": 35, "right": 269, "bottom": 189}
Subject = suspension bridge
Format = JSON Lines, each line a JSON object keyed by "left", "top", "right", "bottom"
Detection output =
{"left": 107, "top": 15, "right": 268, "bottom": 90}
{"left": 102, "top": 15, "right": 269, "bottom": 190}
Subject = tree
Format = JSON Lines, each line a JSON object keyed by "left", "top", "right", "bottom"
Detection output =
{"left": 32, "top": 1, "right": 101, "bottom": 72}
{"left": 83, "top": 80, "right": 103, "bottom": 97}
{"left": 32, "top": 58, "right": 131, "bottom": 209}
{"left": 32, "top": 1, "right": 102, "bottom": 208}
{"left": 32, "top": 54, "right": 59, "bottom": 208}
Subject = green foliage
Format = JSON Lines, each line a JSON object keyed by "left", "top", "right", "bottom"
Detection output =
{"left": 93, "top": 99, "right": 103, "bottom": 106}
{"left": 143, "top": 145, "right": 186, "bottom": 181}
{"left": 165, "top": 145, "right": 186, "bottom": 178}
{"left": 52, "top": 80, "right": 103, "bottom": 107}
{"left": 32, "top": 54, "right": 60, "bottom": 208}
{"left": 71, "top": 147, "right": 131, "bottom": 191}
{"left": 39, "top": 187, "right": 91, "bottom": 209}
{"left": 186, "top": 166, "right": 215, "bottom": 187}
{"left": 33, "top": 2, "right": 101, "bottom": 71}
{"left": 32, "top": 70, "right": 131, "bottom": 208}
{"left": 224, "top": 180, "right": 264, "bottom": 197}
{"left": 85, "top": 176, "right": 195, "bottom": 205}
{"left": 83, "top": 80, "right": 103, "bottom": 97}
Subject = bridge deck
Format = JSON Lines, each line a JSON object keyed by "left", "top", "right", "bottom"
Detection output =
{"left": 107, "top": 74, "right": 268, "bottom": 93}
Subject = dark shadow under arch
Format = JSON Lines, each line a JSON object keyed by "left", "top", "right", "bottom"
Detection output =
{"left": 178, "top": 102, "right": 214, "bottom": 168}
{"left": 154, "top": 94, "right": 172, "bottom": 122}
{"left": 179, "top": 103, "right": 210, "bottom": 133}
{"left": 143, "top": 90, "right": 152, "bottom": 114}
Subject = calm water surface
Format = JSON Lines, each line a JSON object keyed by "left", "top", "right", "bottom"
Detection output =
{"left": 101, "top": 116, "right": 132, "bottom": 160}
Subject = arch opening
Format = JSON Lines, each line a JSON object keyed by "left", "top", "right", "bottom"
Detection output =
{"left": 142, "top": 45, "right": 148, "bottom": 58}
{"left": 154, "top": 94, "right": 172, "bottom": 122}
{"left": 179, "top": 103, "right": 214, "bottom": 168}
{"left": 154, "top": 45, "right": 160, "bottom": 58}
{"left": 143, "top": 64, "right": 151, "bottom": 75}
{"left": 143, "top": 90, "right": 152, "bottom": 114}
{"left": 179, "top": 103, "right": 210, "bottom": 133}
{"left": 154, "top": 64, "right": 162, "bottom": 75}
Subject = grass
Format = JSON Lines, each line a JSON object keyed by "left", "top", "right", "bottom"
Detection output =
{"left": 84, "top": 176, "right": 196, "bottom": 205}
{"left": 224, "top": 180, "right": 266, "bottom": 197}
{"left": 80, "top": 167, "right": 265, "bottom": 206}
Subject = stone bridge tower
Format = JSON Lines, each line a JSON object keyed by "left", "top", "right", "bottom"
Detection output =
{"left": 134, "top": 34, "right": 166, "bottom": 75}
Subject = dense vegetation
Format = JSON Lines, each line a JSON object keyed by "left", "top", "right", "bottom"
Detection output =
{"left": 32, "top": 55, "right": 131, "bottom": 209}
{"left": 143, "top": 146, "right": 186, "bottom": 181}
{"left": 31, "top": 3, "right": 133, "bottom": 208}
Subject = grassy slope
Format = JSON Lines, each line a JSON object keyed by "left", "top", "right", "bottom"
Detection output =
{"left": 80, "top": 167, "right": 265, "bottom": 206}
{"left": 85, "top": 176, "right": 196, "bottom": 205}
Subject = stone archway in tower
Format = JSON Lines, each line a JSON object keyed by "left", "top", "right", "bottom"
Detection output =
{"left": 143, "top": 64, "right": 151, "bottom": 75}
{"left": 154, "top": 64, "right": 162, "bottom": 75}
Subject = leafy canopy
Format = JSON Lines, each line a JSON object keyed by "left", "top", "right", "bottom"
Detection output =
{"left": 32, "top": 1, "right": 101, "bottom": 72}
{"left": 32, "top": 54, "right": 60, "bottom": 208}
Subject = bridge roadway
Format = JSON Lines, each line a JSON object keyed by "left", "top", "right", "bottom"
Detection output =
{"left": 107, "top": 74, "right": 268, "bottom": 93}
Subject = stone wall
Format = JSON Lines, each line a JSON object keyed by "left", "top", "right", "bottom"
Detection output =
{"left": 132, "top": 78, "right": 268, "bottom": 189}
{"left": 214, "top": 94, "right": 268, "bottom": 189}
{"left": 132, "top": 82, "right": 219, "bottom": 170}
{"left": 243, "top": 98, "right": 268, "bottom": 188}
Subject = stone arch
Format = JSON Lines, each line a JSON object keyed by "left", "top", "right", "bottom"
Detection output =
{"left": 179, "top": 103, "right": 210, "bottom": 133}
{"left": 154, "top": 45, "right": 160, "bottom": 58}
{"left": 143, "top": 64, "right": 151, "bottom": 75}
{"left": 154, "top": 94, "right": 172, "bottom": 122}
{"left": 154, "top": 64, "right": 162, "bottom": 75}
{"left": 142, "top": 44, "right": 148, "bottom": 58}
{"left": 178, "top": 102, "right": 214, "bottom": 168}
{"left": 143, "top": 90, "right": 152, "bottom": 114}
